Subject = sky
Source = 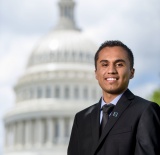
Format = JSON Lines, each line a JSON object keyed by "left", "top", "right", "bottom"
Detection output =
{"left": 0, "top": 0, "right": 160, "bottom": 153}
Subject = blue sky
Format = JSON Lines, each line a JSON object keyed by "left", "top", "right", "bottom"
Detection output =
{"left": 0, "top": 0, "right": 160, "bottom": 153}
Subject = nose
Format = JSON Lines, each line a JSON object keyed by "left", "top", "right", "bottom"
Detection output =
{"left": 108, "top": 64, "right": 117, "bottom": 74}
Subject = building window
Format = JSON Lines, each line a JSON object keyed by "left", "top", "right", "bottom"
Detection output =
{"left": 92, "top": 88, "right": 97, "bottom": 100}
{"left": 23, "top": 89, "right": 27, "bottom": 100}
{"left": 64, "top": 86, "right": 70, "bottom": 99}
{"left": 55, "top": 86, "right": 60, "bottom": 98}
{"left": 37, "top": 87, "right": 42, "bottom": 98}
{"left": 59, "top": 52, "right": 62, "bottom": 61}
{"left": 57, "top": 52, "right": 60, "bottom": 61}
{"left": 72, "top": 52, "right": 75, "bottom": 61}
{"left": 25, "top": 89, "right": 29, "bottom": 100}
{"left": 18, "top": 91, "right": 22, "bottom": 101}
{"left": 46, "top": 86, "right": 51, "bottom": 98}
{"left": 79, "top": 52, "right": 83, "bottom": 61}
{"left": 64, "top": 51, "right": 68, "bottom": 61}
{"left": 74, "top": 86, "right": 79, "bottom": 99}
{"left": 83, "top": 87, "right": 88, "bottom": 99}
{"left": 86, "top": 53, "right": 93, "bottom": 63}
{"left": 50, "top": 52, "right": 55, "bottom": 62}
{"left": 29, "top": 88, "right": 34, "bottom": 99}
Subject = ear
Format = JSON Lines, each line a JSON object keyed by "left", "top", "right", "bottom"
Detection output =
{"left": 130, "top": 68, "right": 135, "bottom": 79}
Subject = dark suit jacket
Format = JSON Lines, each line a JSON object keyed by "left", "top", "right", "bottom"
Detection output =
{"left": 67, "top": 89, "right": 160, "bottom": 155}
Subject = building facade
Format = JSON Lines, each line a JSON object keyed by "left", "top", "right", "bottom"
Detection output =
{"left": 3, "top": 0, "right": 100, "bottom": 155}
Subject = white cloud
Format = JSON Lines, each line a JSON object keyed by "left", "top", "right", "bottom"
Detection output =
{"left": 0, "top": 32, "right": 41, "bottom": 85}
{"left": 0, "top": 0, "right": 58, "bottom": 34}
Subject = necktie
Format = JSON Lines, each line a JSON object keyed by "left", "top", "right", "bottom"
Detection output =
{"left": 100, "top": 104, "right": 115, "bottom": 136}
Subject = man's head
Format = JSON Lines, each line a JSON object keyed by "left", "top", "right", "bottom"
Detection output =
{"left": 95, "top": 40, "right": 134, "bottom": 70}
{"left": 95, "top": 40, "right": 135, "bottom": 96}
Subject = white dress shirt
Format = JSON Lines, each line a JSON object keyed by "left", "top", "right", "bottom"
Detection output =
{"left": 100, "top": 94, "right": 123, "bottom": 123}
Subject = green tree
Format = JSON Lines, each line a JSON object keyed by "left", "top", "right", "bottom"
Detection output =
{"left": 150, "top": 89, "right": 160, "bottom": 105}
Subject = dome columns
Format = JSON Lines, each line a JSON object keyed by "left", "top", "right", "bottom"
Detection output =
{"left": 46, "top": 118, "right": 54, "bottom": 147}
{"left": 4, "top": 116, "right": 72, "bottom": 151}
{"left": 25, "top": 120, "right": 32, "bottom": 148}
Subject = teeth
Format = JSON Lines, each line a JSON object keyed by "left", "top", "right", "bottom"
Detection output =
{"left": 107, "top": 78, "right": 116, "bottom": 81}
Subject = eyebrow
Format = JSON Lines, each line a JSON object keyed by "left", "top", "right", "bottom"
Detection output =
{"left": 100, "top": 59, "right": 126, "bottom": 63}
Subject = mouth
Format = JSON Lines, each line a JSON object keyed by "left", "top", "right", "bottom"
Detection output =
{"left": 105, "top": 77, "right": 118, "bottom": 81}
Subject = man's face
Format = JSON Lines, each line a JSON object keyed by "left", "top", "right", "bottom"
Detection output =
{"left": 95, "top": 46, "right": 135, "bottom": 95}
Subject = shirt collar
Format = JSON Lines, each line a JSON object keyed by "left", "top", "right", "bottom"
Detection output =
{"left": 101, "top": 93, "right": 123, "bottom": 108}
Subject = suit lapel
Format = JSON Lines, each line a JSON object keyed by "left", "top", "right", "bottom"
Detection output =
{"left": 94, "top": 89, "right": 135, "bottom": 154}
{"left": 90, "top": 99, "right": 101, "bottom": 154}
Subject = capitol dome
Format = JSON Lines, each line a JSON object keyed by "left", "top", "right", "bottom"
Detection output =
{"left": 26, "top": 29, "right": 96, "bottom": 74}
{"left": 3, "top": 0, "right": 101, "bottom": 155}
{"left": 28, "top": 30, "right": 96, "bottom": 67}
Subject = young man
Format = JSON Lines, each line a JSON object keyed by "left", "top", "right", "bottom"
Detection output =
{"left": 67, "top": 40, "right": 160, "bottom": 155}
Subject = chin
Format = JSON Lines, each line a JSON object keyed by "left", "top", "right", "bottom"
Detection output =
{"left": 105, "top": 88, "right": 125, "bottom": 95}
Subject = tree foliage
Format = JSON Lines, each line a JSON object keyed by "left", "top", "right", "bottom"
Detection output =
{"left": 150, "top": 89, "right": 160, "bottom": 105}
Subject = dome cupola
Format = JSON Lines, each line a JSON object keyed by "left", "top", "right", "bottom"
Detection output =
{"left": 55, "top": 0, "right": 80, "bottom": 30}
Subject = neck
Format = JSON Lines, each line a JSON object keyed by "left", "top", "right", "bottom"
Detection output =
{"left": 102, "top": 88, "right": 127, "bottom": 103}
{"left": 102, "top": 93, "right": 118, "bottom": 103}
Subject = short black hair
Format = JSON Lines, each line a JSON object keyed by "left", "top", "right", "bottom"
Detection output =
{"left": 94, "top": 40, "right": 134, "bottom": 70}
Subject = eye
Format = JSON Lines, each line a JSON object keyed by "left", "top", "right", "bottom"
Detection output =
{"left": 116, "top": 63, "right": 123, "bottom": 67}
{"left": 102, "top": 63, "right": 108, "bottom": 67}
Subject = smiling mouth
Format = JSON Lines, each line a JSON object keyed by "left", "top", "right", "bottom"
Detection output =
{"left": 106, "top": 78, "right": 117, "bottom": 81}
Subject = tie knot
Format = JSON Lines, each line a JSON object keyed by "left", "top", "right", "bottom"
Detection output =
{"left": 102, "top": 104, "right": 115, "bottom": 114}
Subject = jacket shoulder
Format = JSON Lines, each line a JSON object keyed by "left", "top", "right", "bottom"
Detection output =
{"left": 76, "top": 103, "right": 99, "bottom": 116}
{"left": 133, "top": 95, "right": 160, "bottom": 111}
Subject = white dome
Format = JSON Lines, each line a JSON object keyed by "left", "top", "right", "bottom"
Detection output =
{"left": 27, "top": 29, "right": 97, "bottom": 68}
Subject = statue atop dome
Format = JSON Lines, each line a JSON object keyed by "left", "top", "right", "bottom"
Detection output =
{"left": 55, "top": 0, "right": 80, "bottom": 31}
